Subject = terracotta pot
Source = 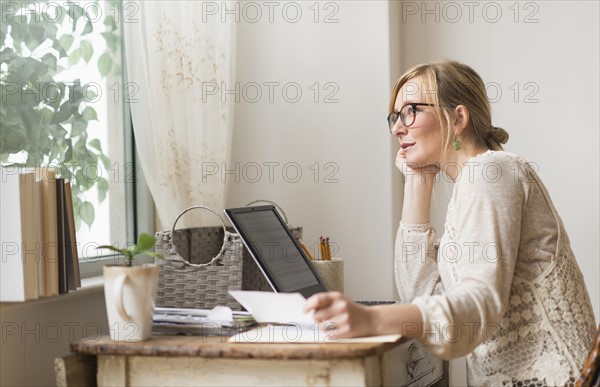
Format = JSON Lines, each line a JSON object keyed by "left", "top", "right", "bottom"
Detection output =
{"left": 103, "top": 264, "right": 159, "bottom": 341}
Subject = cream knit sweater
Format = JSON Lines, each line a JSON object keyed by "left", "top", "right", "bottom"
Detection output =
{"left": 395, "top": 151, "right": 596, "bottom": 386}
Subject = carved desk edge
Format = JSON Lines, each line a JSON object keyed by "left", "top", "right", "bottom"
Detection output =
{"left": 71, "top": 335, "right": 408, "bottom": 361}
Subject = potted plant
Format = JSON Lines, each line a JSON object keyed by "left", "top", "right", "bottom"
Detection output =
{"left": 97, "top": 233, "right": 163, "bottom": 342}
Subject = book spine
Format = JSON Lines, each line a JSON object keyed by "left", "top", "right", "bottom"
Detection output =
{"left": 63, "top": 180, "right": 77, "bottom": 291}
{"left": 63, "top": 181, "right": 81, "bottom": 288}
{"left": 0, "top": 168, "right": 27, "bottom": 301}
{"left": 33, "top": 177, "right": 45, "bottom": 296}
{"left": 38, "top": 167, "right": 59, "bottom": 296}
{"left": 55, "top": 178, "right": 68, "bottom": 294}
{"left": 19, "top": 173, "right": 40, "bottom": 300}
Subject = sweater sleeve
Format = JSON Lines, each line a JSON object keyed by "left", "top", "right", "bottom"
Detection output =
{"left": 412, "top": 158, "right": 525, "bottom": 359}
{"left": 394, "top": 222, "right": 440, "bottom": 303}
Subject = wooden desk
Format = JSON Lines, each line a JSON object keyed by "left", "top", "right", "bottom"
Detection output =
{"left": 68, "top": 334, "right": 446, "bottom": 386}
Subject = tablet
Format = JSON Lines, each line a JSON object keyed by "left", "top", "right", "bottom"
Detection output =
{"left": 224, "top": 205, "right": 328, "bottom": 298}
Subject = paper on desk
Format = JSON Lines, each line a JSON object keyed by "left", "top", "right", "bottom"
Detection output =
{"left": 206, "top": 306, "right": 233, "bottom": 322}
{"left": 229, "top": 290, "right": 314, "bottom": 325}
{"left": 228, "top": 325, "right": 402, "bottom": 344}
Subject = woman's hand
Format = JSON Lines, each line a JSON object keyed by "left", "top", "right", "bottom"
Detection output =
{"left": 395, "top": 148, "right": 440, "bottom": 180}
{"left": 396, "top": 148, "right": 437, "bottom": 224}
{"left": 303, "top": 292, "right": 376, "bottom": 339}
{"left": 305, "top": 293, "right": 425, "bottom": 340}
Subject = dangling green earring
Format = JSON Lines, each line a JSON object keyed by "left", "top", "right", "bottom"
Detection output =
{"left": 453, "top": 139, "right": 461, "bottom": 151}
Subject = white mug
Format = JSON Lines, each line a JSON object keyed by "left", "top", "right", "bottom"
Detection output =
{"left": 103, "top": 264, "right": 159, "bottom": 342}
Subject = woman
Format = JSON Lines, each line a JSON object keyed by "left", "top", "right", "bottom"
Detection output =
{"left": 304, "top": 60, "right": 596, "bottom": 385}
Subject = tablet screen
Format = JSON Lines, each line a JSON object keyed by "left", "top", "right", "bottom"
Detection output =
{"left": 225, "top": 206, "right": 325, "bottom": 295}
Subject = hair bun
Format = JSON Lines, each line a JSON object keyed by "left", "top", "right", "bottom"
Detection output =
{"left": 489, "top": 126, "right": 509, "bottom": 145}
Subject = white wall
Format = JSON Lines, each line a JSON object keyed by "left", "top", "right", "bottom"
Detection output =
{"left": 225, "top": 1, "right": 399, "bottom": 300}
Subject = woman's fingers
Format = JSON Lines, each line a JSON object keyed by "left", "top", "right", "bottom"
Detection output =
{"left": 313, "top": 298, "right": 347, "bottom": 323}
{"left": 304, "top": 292, "right": 377, "bottom": 338}
{"left": 304, "top": 291, "right": 338, "bottom": 313}
{"left": 304, "top": 292, "right": 346, "bottom": 321}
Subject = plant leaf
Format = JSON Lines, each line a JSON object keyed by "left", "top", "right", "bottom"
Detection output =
{"left": 62, "top": 142, "right": 73, "bottom": 163}
{"left": 101, "top": 32, "right": 119, "bottom": 52}
{"left": 97, "top": 177, "right": 108, "bottom": 203}
{"left": 78, "top": 200, "right": 95, "bottom": 228}
{"left": 97, "top": 53, "right": 112, "bottom": 77}
{"left": 40, "top": 108, "right": 54, "bottom": 126}
{"left": 104, "top": 15, "right": 117, "bottom": 31}
{"left": 29, "top": 23, "right": 47, "bottom": 46}
{"left": 136, "top": 233, "right": 156, "bottom": 253}
{"left": 96, "top": 245, "right": 125, "bottom": 255}
{"left": 51, "top": 102, "right": 77, "bottom": 124}
{"left": 68, "top": 48, "right": 81, "bottom": 66}
{"left": 89, "top": 138, "right": 102, "bottom": 152}
{"left": 16, "top": 57, "right": 42, "bottom": 83}
{"left": 71, "top": 119, "right": 87, "bottom": 137}
{"left": 82, "top": 21, "right": 93, "bottom": 35}
{"left": 79, "top": 40, "right": 93, "bottom": 63}
{"left": 69, "top": 4, "right": 84, "bottom": 29}
{"left": 81, "top": 106, "right": 98, "bottom": 121}
{"left": 85, "top": 86, "right": 97, "bottom": 101}
{"left": 59, "top": 35, "right": 74, "bottom": 51}
{"left": 41, "top": 53, "right": 58, "bottom": 71}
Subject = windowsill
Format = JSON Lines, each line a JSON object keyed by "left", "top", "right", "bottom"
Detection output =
{"left": 81, "top": 275, "right": 105, "bottom": 289}
{"left": 0, "top": 275, "right": 105, "bottom": 313}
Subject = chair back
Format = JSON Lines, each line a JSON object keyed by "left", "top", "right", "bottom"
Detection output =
{"left": 577, "top": 324, "right": 600, "bottom": 387}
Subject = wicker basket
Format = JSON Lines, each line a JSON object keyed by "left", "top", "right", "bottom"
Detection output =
{"left": 154, "top": 206, "right": 244, "bottom": 310}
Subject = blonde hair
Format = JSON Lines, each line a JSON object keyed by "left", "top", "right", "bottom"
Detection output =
{"left": 389, "top": 60, "right": 509, "bottom": 161}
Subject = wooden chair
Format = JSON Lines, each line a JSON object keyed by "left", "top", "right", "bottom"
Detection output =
{"left": 577, "top": 325, "right": 600, "bottom": 387}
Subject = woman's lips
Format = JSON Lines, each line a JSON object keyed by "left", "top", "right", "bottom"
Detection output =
{"left": 401, "top": 142, "right": 416, "bottom": 149}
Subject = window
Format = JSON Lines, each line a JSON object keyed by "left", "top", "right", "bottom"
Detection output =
{"left": 0, "top": 0, "right": 145, "bottom": 275}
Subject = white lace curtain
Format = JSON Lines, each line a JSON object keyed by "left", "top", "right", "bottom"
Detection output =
{"left": 123, "top": 1, "right": 235, "bottom": 228}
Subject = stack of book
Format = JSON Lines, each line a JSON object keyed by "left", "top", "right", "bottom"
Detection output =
{"left": 0, "top": 167, "right": 81, "bottom": 302}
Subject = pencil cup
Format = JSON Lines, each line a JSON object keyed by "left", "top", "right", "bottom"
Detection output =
{"left": 311, "top": 258, "right": 344, "bottom": 293}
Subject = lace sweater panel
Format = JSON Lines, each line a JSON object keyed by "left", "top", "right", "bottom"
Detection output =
{"left": 394, "top": 151, "right": 596, "bottom": 386}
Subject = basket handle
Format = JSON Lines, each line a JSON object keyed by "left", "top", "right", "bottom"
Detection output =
{"left": 245, "top": 200, "right": 289, "bottom": 225}
{"left": 169, "top": 206, "right": 228, "bottom": 267}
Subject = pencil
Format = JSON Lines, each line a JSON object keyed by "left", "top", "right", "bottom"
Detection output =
{"left": 325, "top": 237, "right": 331, "bottom": 261}
{"left": 301, "top": 242, "right": 314, "bottom": 260}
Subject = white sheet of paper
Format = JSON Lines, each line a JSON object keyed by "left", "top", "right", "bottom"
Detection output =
{"left": 206, "top": 306, "right": 234, "bottom": 322}
{"left": 229, "top": 290, "right": 313, "bottom": 325}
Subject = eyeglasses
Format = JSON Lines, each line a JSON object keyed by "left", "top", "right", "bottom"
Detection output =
{"left": 387, "top": 103, "right": 436, "bottom": 132}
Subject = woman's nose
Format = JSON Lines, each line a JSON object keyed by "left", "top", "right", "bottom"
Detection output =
{"left": 391, "top": 120, "right": 407, "bottom": 137}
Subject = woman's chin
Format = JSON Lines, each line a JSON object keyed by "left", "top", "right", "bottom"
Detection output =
{"left": 405, "top": 156, "right": 439, "bottom": 172}
{"left": 405, "top": 156, "right": 428, "bottom": 170}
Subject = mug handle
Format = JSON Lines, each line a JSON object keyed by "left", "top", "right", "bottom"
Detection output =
{"left": 114, "top": 274, "right": 132, "bottom": 321}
